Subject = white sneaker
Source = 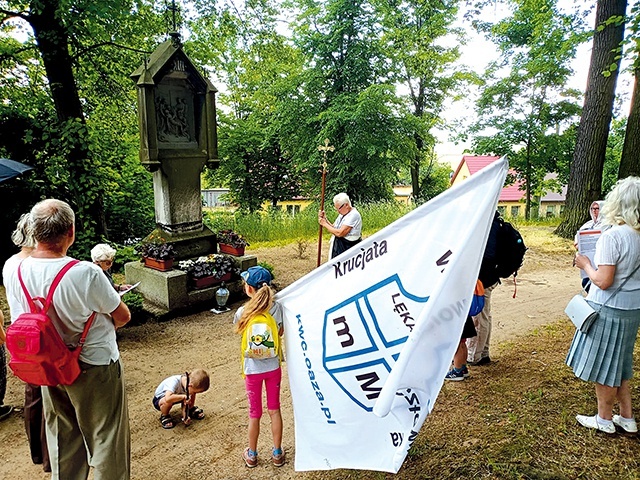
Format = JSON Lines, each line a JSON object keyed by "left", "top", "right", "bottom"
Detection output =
{"left": 576, "top": 414, "right": 615, "bottom": 434}
{"left": 612, "top": 415, "right": 638, "bottom": 433}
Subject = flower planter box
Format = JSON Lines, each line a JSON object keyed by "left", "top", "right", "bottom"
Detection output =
{"left": 143, "top": 257, "right": 174, "bottom": 272}
{"left": 189, "top": 272, "right": 233, "bottom": 289}
{"left": 189, "top": 272, "right": 232, "bottom": 289}
{"left": 218, "top": 244, "right": 245, "bottom": 256}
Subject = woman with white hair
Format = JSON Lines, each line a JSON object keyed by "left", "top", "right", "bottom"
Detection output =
{"left": 2, "top": 213, "right": 50, "bottom": 471}
{"left": 569, "top": 176, "right": 640, "bottom": 434}
{"left": 318, "top": 192, "right": 362, "bottom": 259}
{"left": 91, "top": 243, "right": 131, "bottom": 292}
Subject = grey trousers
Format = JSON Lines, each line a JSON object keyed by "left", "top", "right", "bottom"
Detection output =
{"left": 43, "top": 358, "right": 130, "bottom": 480}
{"left": 467, "top": 282, "right": 497, "bottom": 363}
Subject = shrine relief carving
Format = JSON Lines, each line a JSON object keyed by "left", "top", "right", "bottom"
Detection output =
{"left": 155, "top": 92, "right": 195, "bottom": 144}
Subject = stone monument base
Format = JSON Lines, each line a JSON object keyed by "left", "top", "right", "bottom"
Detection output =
{"left": 124, "top": 254, "right": 257, "bottom": 315}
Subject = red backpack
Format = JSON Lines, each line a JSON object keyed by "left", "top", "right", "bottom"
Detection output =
{"left": 6, "top": 260, "right": 95, "bottom": 387}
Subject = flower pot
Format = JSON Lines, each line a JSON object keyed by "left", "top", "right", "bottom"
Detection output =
{"left": 189, "top": 272, "right": 233, "bottom": 289}
{"left": 217, "top": 272, "right": 233, "bottom": 282}
{"left": 190, "top": 275, "right": 219, "bottom": 289}
{"left": 143, "top": 257, "right": 174, "bottom": 272}
{"left": 219, "top": 244, "right": 245, "bottom": 256}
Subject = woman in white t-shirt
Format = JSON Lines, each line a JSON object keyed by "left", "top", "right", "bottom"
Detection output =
{"left": 1, "top": 213, "right": 50, "bottom": 472}
{"left": 318, "top": 192, "right": 362, "bottom": 259}
{"left": 568, "top": 177, "right": 640, "bottom": 435}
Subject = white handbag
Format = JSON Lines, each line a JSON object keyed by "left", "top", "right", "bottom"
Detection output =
{"left": 564, "top": 295, "right": 598, "bottom": 333}
{"left": 566, "top": 262, "right": 640, "bottom": 334}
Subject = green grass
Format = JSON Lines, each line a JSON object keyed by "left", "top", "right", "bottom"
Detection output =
{"left": 204, "top": 202, "right": 567, "bottom": 248}
{"left": 203, "top": 200, "right": 415, "bottom": 247}
{"left": 305, "top": 321, "right": 640, "bottom": 480}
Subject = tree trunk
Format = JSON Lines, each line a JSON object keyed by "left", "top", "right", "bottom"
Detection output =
{"left": 411, "top": 134, "right": 422, "bottom": 200}
{"left": 411, "top": 81, "right": 426, "bottom": 201}
{"left": 28, "top": 0, "right": 107, "bottom": 245}
{"left": 525, "top": 140, "right": 532, "bottom": 219}
{"left": 555, "top": 0, "right": 627, "bottom": 238}
{"left": 619, "top": 64, "right": 640, "bottom": 179}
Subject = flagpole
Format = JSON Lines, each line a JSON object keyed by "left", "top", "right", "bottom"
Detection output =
{"left": 317, "top": 139, "right": 334, "bottom": 267}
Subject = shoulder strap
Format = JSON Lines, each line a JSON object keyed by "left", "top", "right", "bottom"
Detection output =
{"left": 43, "top": 260, "right": 80, "bottom": 313}
{"left": 18, "top": 259, "right": 79, "bottom": 314}
{"left": 17, "top": 260, "right": 38, "bottom": 313}
{"left": 598, "top": 261, "right": 640, "bottom": 311}
{"left": 18, "top": 259, "right": 95, "bottom": 351}
{"left": 75, "top": 312, "right": 96, "bottom": 352}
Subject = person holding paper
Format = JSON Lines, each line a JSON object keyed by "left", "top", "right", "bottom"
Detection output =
{"left": 574, "top": 201, "right": 604, "bottom": 245}
{"left": 567, "top": 177, "right": 640, "bottom": 435}
{"left": 574, "top": 201, "right": 609, "bottom": 291}
{"left": 91, "top": 243, "right": 132, "bottom": 293}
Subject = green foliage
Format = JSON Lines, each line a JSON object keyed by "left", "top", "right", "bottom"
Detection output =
{"left": 112, "top": 244, "right": 139, "bottom": 273}
{"left": 414, "top": 159, "right": 453, "bottom": 204}
{"left": 121, "top": 291, "right": 145, "bottom": 320}
{"left": 203, "top": 210, "right": 236, "bottom": 233}
{"left": 468, "top": 0, "right": 585, "bottom": 219}
{"left": 603, "top": 117, "right": 625, "bottom": 195}
{"left": 0, "top": 0, "right": 164, "bottom": 263}
{"left": 204, "top": 200, "right": 413, "bottom": 245}
{"left": 257, "top": 261, "right": 275, "bottom": 279}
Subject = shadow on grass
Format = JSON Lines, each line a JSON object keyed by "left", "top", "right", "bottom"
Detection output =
{"left": 306, "top": 321, "right": 640, "bottom": 480}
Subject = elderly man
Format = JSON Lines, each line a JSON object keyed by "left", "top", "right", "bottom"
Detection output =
{"left": 5, "top": 199, "right": 131, "bottom": 480}
{"left": 318, "top": 192, "right": 362, "bottom": 259}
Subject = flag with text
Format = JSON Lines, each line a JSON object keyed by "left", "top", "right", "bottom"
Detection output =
{"left": 276, "top": 156, "right": 508, "bottom": 472}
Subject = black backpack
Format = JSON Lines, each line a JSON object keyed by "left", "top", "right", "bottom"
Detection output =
{"left": 494, "top": 217, "right": 527, "bottom": 279}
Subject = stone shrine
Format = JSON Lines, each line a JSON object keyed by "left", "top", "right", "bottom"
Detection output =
{"left": 126, "top": 35, "right": 255, "bottom": 313}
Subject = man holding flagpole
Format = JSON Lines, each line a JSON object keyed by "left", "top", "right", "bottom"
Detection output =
{"left": 318, "top": 192, "right": 362, "bottom": 259}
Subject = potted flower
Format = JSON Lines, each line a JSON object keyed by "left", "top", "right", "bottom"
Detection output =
{"left": 177, "top": 255, "right": 239, "bottom": 288}
{"left": 136, "top": 241, "right": 176, "bottom": 272}
{"left": 217, "top": 230, "right": 249, "bottom": 256}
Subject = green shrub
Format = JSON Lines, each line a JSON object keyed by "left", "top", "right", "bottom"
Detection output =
{"left": 204, "top": 200, "right": 414, "bottom": 246}
{"left": 113, "top": 244, "right": 139, "bottom": 273}
{"left": 122, "top": 291, "right": 144, "bottom": 317}
{"left": 258, "top": 261, "right": 275, "bottom": 279}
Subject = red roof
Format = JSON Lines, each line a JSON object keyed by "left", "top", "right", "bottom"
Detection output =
{"left": 462, "top": 155, "right": 501, "bottom": 175}
{"left": 451, "top": 155, "right": 524, "bottom": 202}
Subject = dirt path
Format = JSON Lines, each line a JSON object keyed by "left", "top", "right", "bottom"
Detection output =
{"left": 0, "top": 235, "right": 578, "bottom": 479}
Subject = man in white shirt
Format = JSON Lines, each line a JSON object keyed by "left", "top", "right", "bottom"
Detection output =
{"left": 5, "top": 199, "right": 132, "bottom": 480}
{"left": 318, "top": 192, "right": 362, "bottom": 259}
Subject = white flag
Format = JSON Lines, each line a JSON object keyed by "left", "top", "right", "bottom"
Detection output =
{"left": 276, "top": 156, "right": 508, "bottom": 473}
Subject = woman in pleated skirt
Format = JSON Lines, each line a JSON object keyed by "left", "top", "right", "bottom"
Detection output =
{"left": 569, "top": 176, "right": 640, "bottom": 434}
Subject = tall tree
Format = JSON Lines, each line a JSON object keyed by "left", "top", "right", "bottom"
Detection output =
{"left": 556, "top": 0, "right": 627, "bottom": 237}
{"left": 618, "top": 3, "right": 640, "bottom": 179}
{"left": 377, "top": 0, "right": 464, "bottom": 202}
{"left": 469, "top": 0, "right": 583, "bottom": 219}
{"left": 0, "top": 0, "right": 164, "bottom": 251}
{"left": 288, "top": 0, "right": 415, "bottom": 202}
{"left": 0, "top": 0, "right": 105, "bottom": 250}
{"left": 188, "top": 0, "right": 305, "bottom": 211}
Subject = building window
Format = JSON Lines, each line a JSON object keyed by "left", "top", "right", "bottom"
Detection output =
{"left": 286, "top": 205, "right": 301, "bottom": 216}
{"left": 497, "top": 206, "right": 506, "bottom": 216}
{"left": 510, "top": 205, "right": 519, "bottom": 217}
{"left": 546, "top": 205, "right": 555, "bottom": 217}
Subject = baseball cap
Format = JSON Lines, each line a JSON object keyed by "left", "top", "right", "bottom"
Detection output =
{"left": 240, "top": 266, "right": 272, "bottom": 288}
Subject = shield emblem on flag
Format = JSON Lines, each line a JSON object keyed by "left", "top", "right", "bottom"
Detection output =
{"left": 322, "top": 274, "right": 430, "bottom": 411}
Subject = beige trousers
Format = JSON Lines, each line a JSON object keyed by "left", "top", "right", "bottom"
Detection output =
{"left": 466, "top": 282, "right": 497, "bottom": 363}
{"left": 43, "top": 358, "right": 130, "bottom": 480}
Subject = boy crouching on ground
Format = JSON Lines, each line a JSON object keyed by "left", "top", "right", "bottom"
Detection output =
{"left": 153, "top": 369, "right": 210, "bottom": 429}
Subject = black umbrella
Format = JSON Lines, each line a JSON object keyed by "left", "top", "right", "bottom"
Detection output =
{"left": 0, "top": 158, "right": 33, "bottom": 183}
